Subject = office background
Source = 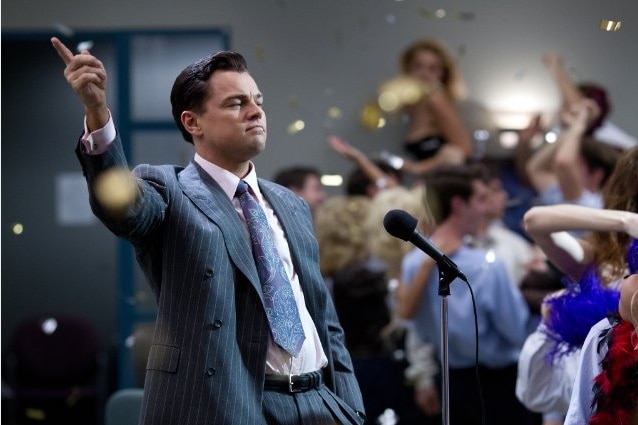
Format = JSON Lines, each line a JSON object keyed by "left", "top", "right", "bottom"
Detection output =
{"left": 3, "top": 0, "right": 638, "bottom": 389}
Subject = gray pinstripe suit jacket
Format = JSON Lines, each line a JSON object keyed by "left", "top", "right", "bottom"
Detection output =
{"left": 77, "top": 135, "right": 364, "bottom": 424}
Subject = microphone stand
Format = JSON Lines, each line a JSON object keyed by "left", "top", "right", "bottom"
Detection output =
{"left": 437, "top": 263, "right": 458, "bottom": 425}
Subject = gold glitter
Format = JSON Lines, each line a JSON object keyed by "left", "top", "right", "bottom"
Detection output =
{"left": 94, "top": 167, "right": 138, "bottom": 215}
{"left": 360, "top": 101, "right": 385, "bottom": 130}
{"left": 378, "top": 76, "right": 429, "bottom": 112}
{"left": 327, "top": 107, "right": 342, "bottom": 119}
{"left": 287, "top": 120, "right": 305, "bottom": 134}
{"left": 599, "top": 19, "right": 622, "bottom": 32}
{"left": 12, "top": 223, "right": 24, "bottom": 235}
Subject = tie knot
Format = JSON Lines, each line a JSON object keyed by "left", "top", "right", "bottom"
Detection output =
{"left": 235, "top": 180, "right": 250, "bottom": 197}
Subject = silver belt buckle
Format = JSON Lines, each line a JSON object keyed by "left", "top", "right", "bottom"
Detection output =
{"left": 288, "top": 373, "right": 302, "bottom": 393}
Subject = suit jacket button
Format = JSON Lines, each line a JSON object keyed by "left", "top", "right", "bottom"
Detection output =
{"left": 206, "top": 368, "right": 216, "bottom": 377}
{"left": 204, "top": 269, "right": 213, "bottom": 278}
{"left": 213, "top": 319, "right": 222, "bottom": 329}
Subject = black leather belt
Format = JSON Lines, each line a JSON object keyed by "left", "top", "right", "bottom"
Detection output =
{"left": 264, "top": 370, "right": 323, "bottom": 393}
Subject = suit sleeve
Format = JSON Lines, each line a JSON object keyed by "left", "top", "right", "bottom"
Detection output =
{"left": 75, "top": 132, "right": 168, "bottom": 242}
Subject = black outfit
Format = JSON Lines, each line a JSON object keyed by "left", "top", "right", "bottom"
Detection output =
{"left": 403, "top": 135, "right": 447, "bottom": 160}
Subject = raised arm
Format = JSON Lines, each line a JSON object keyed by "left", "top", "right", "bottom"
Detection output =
{"left": 525, "top": 138, "right": 558, "bottom": 194}
{"left": 543, "top": 53, "right": 583, "bottom": 113}
{"left": 514, "top": 114, "right": 543, "bottom": 188}
{"left": 524, "top": 204, "right": 638, "bottom": 280}
{"left": 427, "top": 89, "right": 473, "bottom": 158}
{"left": 51, "top": 37, "right": 109, "bottom": 131}
{"left": 553, "top": 100, "right": 593, "bottom": 201}
{"left": 328, "top": 135, "right": 398, "bottom": 189}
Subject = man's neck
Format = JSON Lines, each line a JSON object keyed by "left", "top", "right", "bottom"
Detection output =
{"left": 435, "top": 219, "right": 466, "bottom": 242}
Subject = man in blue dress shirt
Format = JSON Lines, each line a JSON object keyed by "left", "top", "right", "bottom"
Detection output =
{"left": 396, "top": 164, "right": 533, "bottom": 425}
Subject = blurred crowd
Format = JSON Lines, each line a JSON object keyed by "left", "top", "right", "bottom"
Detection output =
{"left": 274, "top": 38, "right": 638, "bottom": 425}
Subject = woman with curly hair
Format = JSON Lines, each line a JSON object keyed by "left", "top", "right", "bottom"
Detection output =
{"left": 396, "top": 38, "right": 473, "bottom": 176}
{"left": 519, "top": 145, "right": 638, "bottom": 424}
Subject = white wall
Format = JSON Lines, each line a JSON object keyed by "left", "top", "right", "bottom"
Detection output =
{"left": 4, "top": 0, "right": 638, "bottom": 184}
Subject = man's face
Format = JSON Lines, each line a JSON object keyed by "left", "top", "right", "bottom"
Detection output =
{"left": 460, "top": 180, "right": 491, "bottom": 235}
{"left": 486, "top": 178, "right": 507, "bottom": 220}
{"left": 191, "top": 71, "right": 267, "bottom": 169}
{"left": 295, "top": 175, "right": 327, "bottom": 214}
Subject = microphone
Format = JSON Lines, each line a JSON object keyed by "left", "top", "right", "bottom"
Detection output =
{"left": 383, "top": 209, "right": 467, "bottom": 282}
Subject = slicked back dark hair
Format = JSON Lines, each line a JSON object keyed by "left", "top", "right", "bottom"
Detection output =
{"left": 424, "top": 163, "right": 487, "bottom": 223}
{"left": 170, "top": 51, "right": 248, "bottom": 143}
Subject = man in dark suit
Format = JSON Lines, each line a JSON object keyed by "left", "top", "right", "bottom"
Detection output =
{"left": 52, "top": 38, "right": 365, "bottom": 425}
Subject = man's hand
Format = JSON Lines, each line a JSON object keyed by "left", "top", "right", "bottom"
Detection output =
{"left": 327, "top": 135, "right": 364, "bottom": 162}
{"left": 561, "top": 98, "right": 599, "bottom": 134}
{"left": 518, "top": 114, "right": 543, "bottom": 145}
{"left": 542, "top": 52, "right": 564, "bottom": 76}
{"left": 51, "top": 37, "right": 109, "bottom": 131}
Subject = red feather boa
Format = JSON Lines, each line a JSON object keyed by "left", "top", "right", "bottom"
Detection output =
{"left": 590, "top": 319, "right": 638, "bottom": 425}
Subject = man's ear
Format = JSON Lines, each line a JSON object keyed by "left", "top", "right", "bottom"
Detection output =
{"left": 181, "top": 111, "right": 202, "bottom": 138}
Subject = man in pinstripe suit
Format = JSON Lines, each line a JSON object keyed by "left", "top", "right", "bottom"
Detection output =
{"left": 52, "top": 37, "right": 365, "bottom": 424}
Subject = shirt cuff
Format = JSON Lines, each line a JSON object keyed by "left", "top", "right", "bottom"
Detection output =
{"left": 81, "top": 111, "right": 115, "bottom": 155}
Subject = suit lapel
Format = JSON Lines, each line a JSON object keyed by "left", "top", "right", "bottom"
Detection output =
{"left": 178, "top": 162, "right": 262, "bottom": 298}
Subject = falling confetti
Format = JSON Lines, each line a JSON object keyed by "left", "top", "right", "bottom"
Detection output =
{"left": 287, "top": 120, "right": 305, "bottom": 134}
{"left": 377, "top": 76, "right": 430, "bottom": 112}
{"left": 327, "top": 107, "right": 342, "bottom": 119}
{"left": 94, "top": 167, "right": 138, "bottom": 216}
{"left": 360, "top": 102, "right": 385, "bottom": 130}
{"left": 599, "top": 19, "right": 622, "bottom": 32}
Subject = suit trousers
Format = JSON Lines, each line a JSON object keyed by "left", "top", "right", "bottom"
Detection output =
{"left": 262, "top": 385, "right": 361, "bottom": 425}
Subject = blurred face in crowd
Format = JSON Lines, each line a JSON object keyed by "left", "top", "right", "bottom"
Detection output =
{"left": 294, "top": 174, "right": 327, "bottom": 214}
{"left": 485, "top": 178, "right": 508, "bottom": 220}
{"left": 407, "top": 48, "right": 445, "bottom": 84}
{"left": 458, "top": 179, "right": 491, "bottom": 236}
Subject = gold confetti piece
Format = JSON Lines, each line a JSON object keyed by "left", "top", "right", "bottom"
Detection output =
{"left": 25, "top": 408, "right": 46, "bottom": 421}
{"left": 359, "top": 101, "right": 385, "bottom": 130}
{"left": 287, "top": 120, "right": 305, "bottom": 134}
{"left": 327, "top": 107, "right": 342, "bottom": 119}
{"left": 94, "top": 167, "right": 138, "bottom": 216}
{"left": 600, "top": 19, "right": 622, "bottom": 32}
{"left": 12, "top": 223, "right": 24, "bottom": 235}
{"left": 377, "top": 76, "right": 430, "bottom": 112}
